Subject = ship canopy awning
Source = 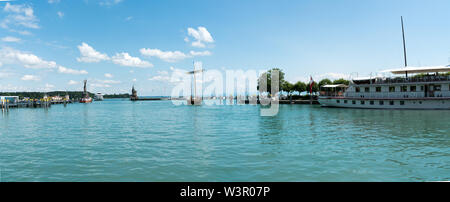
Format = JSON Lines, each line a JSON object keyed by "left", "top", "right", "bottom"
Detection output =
{"left": 382, "top": 65, "right": 450, "bottom": 74}
{"left": 322, "top": 84, "right": 348, "bottom": 88}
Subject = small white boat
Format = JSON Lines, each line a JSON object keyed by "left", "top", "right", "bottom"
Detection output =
{"left": 95, "top": 93, "right": 104, "bottom": 101}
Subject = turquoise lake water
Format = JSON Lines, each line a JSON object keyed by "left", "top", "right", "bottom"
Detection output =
{"left": 1, "top": 99, "right": 449, "bottom": 181}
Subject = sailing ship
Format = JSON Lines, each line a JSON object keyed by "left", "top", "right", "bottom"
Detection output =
{"left": 318, "top": 17, "right": 450, "bottom": 109}
{"left": 186, "top": 61, "right": 205, "bottom": 105}
{"left": 80, "top": 80, "right": 93, "bottom": 103}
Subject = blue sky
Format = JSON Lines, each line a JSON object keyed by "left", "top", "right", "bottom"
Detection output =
{"left": 0, "top": 0, "right": 449, "bottom": 95}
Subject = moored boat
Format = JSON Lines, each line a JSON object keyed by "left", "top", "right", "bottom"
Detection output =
{"left": 95, "top": 93, "right": 104, "bottom": 101}
{"left": 80, "top": 80, "right": 93, "bottom": 103}
{"left": 318, "top": 66, "right": 450, "bottom": 109}
{"left": 319, "top": 17, "right": 450, "bottom": 109}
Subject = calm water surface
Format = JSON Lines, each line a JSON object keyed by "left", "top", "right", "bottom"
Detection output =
{"left": 1, "top": 99, "right": 449, "bottom": 181}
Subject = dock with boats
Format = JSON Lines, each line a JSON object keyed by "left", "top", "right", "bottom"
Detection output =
{"left": 1, "top": 96, "right": 73, "bottom": 111}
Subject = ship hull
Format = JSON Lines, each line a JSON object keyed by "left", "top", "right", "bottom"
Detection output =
{"left": 80, "top": 98, "right": 93, "bottom": 103}
{"left": 318, "top": 97, "right": 450, "bottom": 109}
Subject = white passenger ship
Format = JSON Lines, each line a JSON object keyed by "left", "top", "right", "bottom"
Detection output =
{"left": 319, "top": 17, "right": 450, "bottom": 109}
{"left": 318, "top": 66, "right": 450, "bottom": 109}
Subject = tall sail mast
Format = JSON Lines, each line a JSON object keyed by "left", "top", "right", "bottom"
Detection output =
{"left": 83, "top": 79, "right": 87, "bottom": 97}
{"left": 401, "top": 16, "right": 408, "bottom": 68}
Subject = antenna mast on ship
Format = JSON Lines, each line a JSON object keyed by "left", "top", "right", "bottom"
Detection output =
{"left": 401, "top": 16, "right": 408, "bottom": 77}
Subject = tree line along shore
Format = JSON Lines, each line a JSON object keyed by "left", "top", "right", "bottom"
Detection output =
{"left": 4, "top": 68, "right": 444, "bottom": 100}
{"left": 0, "top": 91, "right": 130, "bottom": 99}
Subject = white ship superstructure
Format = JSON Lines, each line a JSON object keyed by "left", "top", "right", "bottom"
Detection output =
{"left": 318, "top": 66, "right": 450, "bottom": 109}
{"left": 319, "top": 17, "right": 450, "bottom": 109}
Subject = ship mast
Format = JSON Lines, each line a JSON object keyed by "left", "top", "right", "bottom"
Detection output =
{"left": 83, "top": 79, "right": 88, "bottom": 98}
{"left": 401, "top": 16, "right": 408, "bottom": 77}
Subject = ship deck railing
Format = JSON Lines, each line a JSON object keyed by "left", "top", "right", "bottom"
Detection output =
{"left": 370, "top": 75, "right": 450, "bottom": 85}
{"left": 345, "top": 91, "right": 450, "bottom": 99}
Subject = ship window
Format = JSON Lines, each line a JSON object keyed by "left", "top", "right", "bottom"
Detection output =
{"left": 390, "top": 101, "right": 394, "bottom": 105}
{"left": 400, "top": 101, "right": 405, "bottom": 105}
{"left": 401, "top": 86, "right": 407, "bottom": 92}
{"left": 379, "top": 101, "right": 384, "bottom": 105}
{"left": 370, "top": 101, "right": 374, "bottom": 105}
{"left": 376, "top": 87, "right": 381, "bottom": 92}
{"left": 420, "top": 86, "right": 424, "bottom": 91}
{"left": 410, "top": 86, "right": 416, "bottom": 92}
{"left": 336, "top": 100, "right": 340, "bottom": 103}
{"left": 365, "top": 87, "right": 370, "bottom": 92}
{"left": 344, "top": 100, "right": 348, "bottom": 104}
{"left": 434, "top": 85, "right": 441, "bottom": 91}
{"left": 355, "top": 87, "right": 360, "bottom": 92}
{"left": 352, "top": 100, "right": 356, "bottom": 104}
{"left": 361, "top": 101, "right": 365, "bottom": 105}
{"left": 389, "top": 86, "right": 395, "bottom": 92}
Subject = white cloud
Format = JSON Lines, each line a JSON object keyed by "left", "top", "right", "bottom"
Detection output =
{"left": 111, "top": 52, "right": 153, "bottom": 68}
{"left": 104, "top": 73, "right": 113, "bottom": 78}
{"left": 58, "top": 66, "right": 88, "bottom": 75}
{"left": 21, "top": 74, "right": 40, "bottom": 81}
{"left": 125, "top": 16, "right": 133, "bottom": 21}
{"left": 76, "top": 42, "right": 109, "bottom": 63}
{"left": 1, "top": 36, "right": 20, "bottom": 42}
{"left": 95, "top": 79, "right": 121, "bottom": 84}
{"left": 0, "top": 69, "right": 14, "bottom": 78}
{"left": 90, "top": 83, "right": 111, "bottom": 88}
{"left": 0, "top": 47, "right": 88, "bottom": 77}
{"left": 99, "top": 0, "right": 123, "bottom": 6}
{"left": 140, "top": 48, "right": 190, "bottom": 62}
{"left": 157, "top": 70, "right": 169, "bottom": 75}
{"left": 17, "top": 30, "right": 31, "bottom": 35}
{"left": 149, "top": 70, "right": 170, "bottom": 81}
{"left": 68, "top": 80, "right": 79, "bottom": 85}
{"left": 45, "top": 83, "right": 55, "bottom": 90}
{"left": 132, "top": 78, "right": 137, "bottom": 82}
{"left": 187, "top": 26, "right": 214, "bottom": 48}
{"left": 189, "top": 50, "right": 211, "bottom": 56}
{"left": 148, "top": 69, "right": 183, "bottom": 83}
{"left": 57, "top": 11, "right": 64, "bottom": 18}
{"left": 148, "top": 75, "right": 170, "bottom": 82}
{"left": 0, "top": 47, "right": 57, "bottom": 69}
{"left": 48, "top": 0, "right": 61, "bottom": 4}
{"left": 1, "top": 3, "right": 39, "bottom": 30}
{"left": 191, "top": 41, "right": 206, "bottom": 48}
{"left": 0, "top": 84, "right": 27, "bottom": 92}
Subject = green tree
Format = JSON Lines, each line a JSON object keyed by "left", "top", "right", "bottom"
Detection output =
{"left": 332, "top": 78, "right": 350, "bottom": 85}
{"left": 281, "top": 81, "right": 294, "bottom": 99}
{"left": 318, "top": 79, "right": 332, "bottom": 87}
{"left": 293, "top": 81, "right": 306, "bottom": 93}
{"left": 257, "top": 68, "right": 285, "bottom": 95}
{"left": 310, "top": 82, "right": 319, "bottom": 93}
